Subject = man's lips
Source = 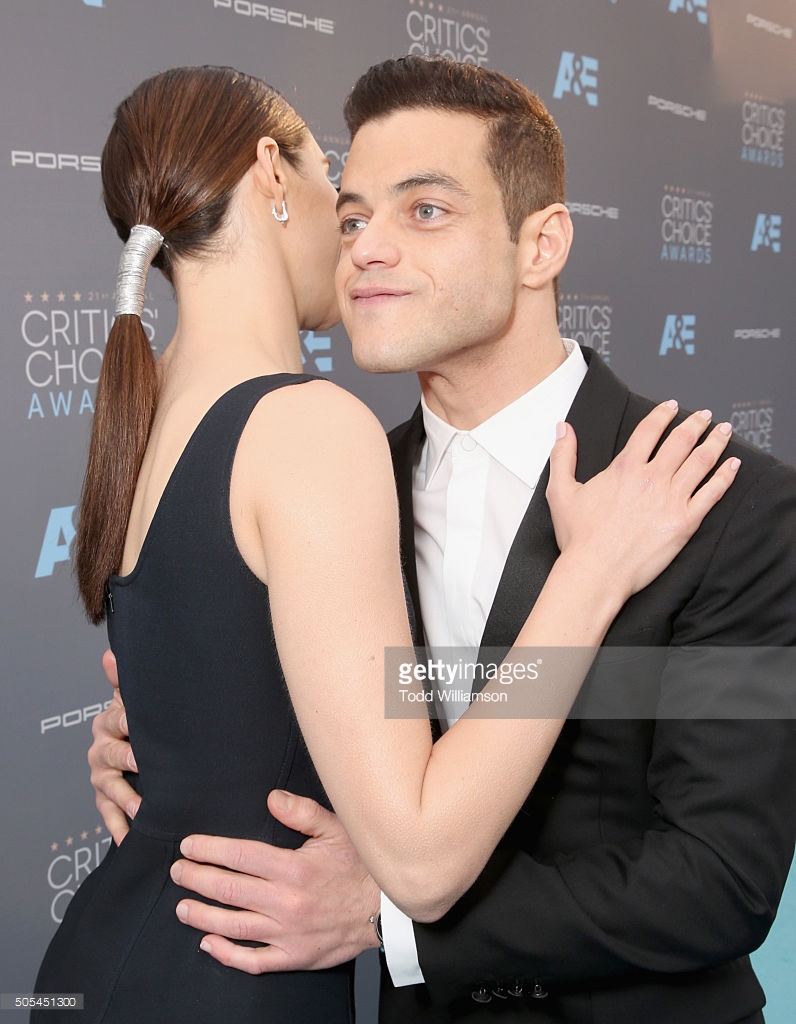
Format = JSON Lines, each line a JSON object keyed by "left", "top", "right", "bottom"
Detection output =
{"left": 349, "top": 285, "right": 410, "bottom": 302}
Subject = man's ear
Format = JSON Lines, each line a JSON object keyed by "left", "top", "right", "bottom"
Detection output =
{"left": 518, "top": 203, "right": 573, "bottom": 289}
{"left": 252, "top": 136, "right": 288, "bottom": 205}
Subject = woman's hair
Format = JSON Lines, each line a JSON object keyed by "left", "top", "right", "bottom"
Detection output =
{"left": 76, "top": 66, "right": 307, "bottom": 623}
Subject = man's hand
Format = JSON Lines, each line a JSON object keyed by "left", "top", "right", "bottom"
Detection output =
{"left": 88, "top": 650, "right": 140, "bottom": 845}
{"left": 171, "top": 790, "right": 381, "bottom": 973}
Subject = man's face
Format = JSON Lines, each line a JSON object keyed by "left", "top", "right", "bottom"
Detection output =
{"left": 335, "top": 109, "right": 523, "bottom": 377}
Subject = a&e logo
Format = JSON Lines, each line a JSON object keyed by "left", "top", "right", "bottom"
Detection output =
{"left": 668, "top": 0, "right": 708, "bottom": 25}
{"left": 659, "top": 315, "right": 696, "bottom": 356}
{"left": 750, "top": 214, "right": 782, "bottom": 253}
{"left": 553, "top": 53, "right": 599, "bottom": 107}
{"left": 36, "top": 506, "right": 76, "bottom": 579}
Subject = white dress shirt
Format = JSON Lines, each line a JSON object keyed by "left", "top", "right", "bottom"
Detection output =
{"left": 382, "top": 340, "right": 587, "bottom": 986}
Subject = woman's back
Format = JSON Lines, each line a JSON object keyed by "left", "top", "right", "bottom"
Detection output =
{"left": 33, "top": 374, "right": 355, "bottom": 1023}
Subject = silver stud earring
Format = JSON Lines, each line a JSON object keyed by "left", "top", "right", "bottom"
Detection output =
{"left": 272, "top": 200, "right": 289, "bottom": 223}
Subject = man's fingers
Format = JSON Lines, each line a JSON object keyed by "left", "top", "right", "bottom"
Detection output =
{"left": 98, "top": 737, "right": 137, "bottom": 774}
{"left": 102, "top": 649, "right": 119, "bottom": 689}
{"left": 267, "top": 790, "right": 338, "bottom": 839}
{"left": 179, "top": 834, "right": 292, "bottom": 878}
{"left": 171, "top": 855, "right": 290, "bottom": 914}
{"left": 91, "top": 693, "right": 131, "bottom": 749}
{"left": 196, "top": 935, "right": 294, "bottom": 975}
{"left": 95, "top": 795, "right": 131, "bottom": 847}
{"left": 90, "top": 761, "right": 140, "bottom": 818}
{"left": 175, "top": 899, "right": 276, "bottom": 943}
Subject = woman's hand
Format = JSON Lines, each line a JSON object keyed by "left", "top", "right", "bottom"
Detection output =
{"left": 547, "top": 401, "right": 740, "bottom": 601}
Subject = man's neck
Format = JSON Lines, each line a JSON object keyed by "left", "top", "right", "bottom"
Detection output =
{"left": 417, "top": 331, "right": 569, "bottom": 430}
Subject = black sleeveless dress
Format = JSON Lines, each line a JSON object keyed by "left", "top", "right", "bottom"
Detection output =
{"left": 33, "top": 375, "right": 355, "bottom": 1023}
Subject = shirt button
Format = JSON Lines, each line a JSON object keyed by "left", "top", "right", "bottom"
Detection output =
{"left": 460, "top": 433, "right": 478, "bottom": 453}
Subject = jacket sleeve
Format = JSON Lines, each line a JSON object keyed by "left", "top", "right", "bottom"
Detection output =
{"left": 413, "top": 457, "right": 796, "bottom": 1005}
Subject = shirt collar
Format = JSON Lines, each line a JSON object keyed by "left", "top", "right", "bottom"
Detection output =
{"left": 420, "top": 340, "right": 587, "bottom": 489}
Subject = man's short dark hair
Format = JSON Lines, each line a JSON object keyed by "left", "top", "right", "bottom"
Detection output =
{"left": 343, "top": 55, "right": 566, "bottom": 243}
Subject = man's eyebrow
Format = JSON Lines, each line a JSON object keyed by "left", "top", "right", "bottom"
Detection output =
{"left": 336, "top": 173, "right": 471, "bottom": 213}
{"left": 336, "top": 190, "right": 363, "bottom": 213}
{"left": 390, "top": 172, "right": 470, "bottom": 197}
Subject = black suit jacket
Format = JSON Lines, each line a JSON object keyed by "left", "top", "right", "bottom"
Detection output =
{"left": 380, "top": 349, "right": 796, "bottom": 1024}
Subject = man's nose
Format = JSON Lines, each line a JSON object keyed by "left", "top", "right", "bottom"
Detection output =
{"left": 349, "top": 215, "right": 401, "bottom": 269}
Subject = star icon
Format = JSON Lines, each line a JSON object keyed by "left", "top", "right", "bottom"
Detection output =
{"left": 80, "top": 831, "right": 89, "bottom": 841}
{"left": 24, "top": 292, "right": 33, "bottom": 303}
{"left": 57, "top": 292, "right": 66, "bottom": 302}
{"left": 50, "top": 843, "right": 58, "bottom": 852}
{"left": 41, "top": 292, "right": 49, "bottom": 302}
{"left": 65, "top": 836, "right": 74, "bottom": 847}
{"left": 95, "top": 825, "right": 103, "bottom": 835}
{"left": 74, "top": 292, "right": 82, "bottom": 302}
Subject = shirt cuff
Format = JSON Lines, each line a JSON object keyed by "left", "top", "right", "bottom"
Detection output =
{"left": 380, "top": 892, "right": 425, "bottom": 987}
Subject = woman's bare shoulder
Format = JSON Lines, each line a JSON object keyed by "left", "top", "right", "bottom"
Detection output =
{"left": 234, "top": 377, "right": 393, "bottom": 506}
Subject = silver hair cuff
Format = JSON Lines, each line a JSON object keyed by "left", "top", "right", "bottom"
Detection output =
{"left": 114, "top": 224, "right": 164, "bottom": 317}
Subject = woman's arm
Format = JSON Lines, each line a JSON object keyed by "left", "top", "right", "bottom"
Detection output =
{"left": 233, "top": 381, "right": 737, "bottom": 922}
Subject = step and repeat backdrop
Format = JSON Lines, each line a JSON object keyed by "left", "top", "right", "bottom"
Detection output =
{"left": 1, "top": 0, "right": 794, "bottom": 1019}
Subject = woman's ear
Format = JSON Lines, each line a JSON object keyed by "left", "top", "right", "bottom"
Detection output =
{"left": 518, "top": 203, "right": 574, "bottom": 290}
{"left": 252, "top": 136, "right": 287, "bottom": 205}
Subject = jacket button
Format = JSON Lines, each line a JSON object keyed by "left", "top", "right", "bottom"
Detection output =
{"left": 471, "top": 986, "right": 492, "bottom": 1004}
{"left": 507, "top": 980, "right": 525, "bottom": 997}
{"left": 531, "top": 980, "right": 549, "bottom": 999}
{"left": 491, "top": 984, "right": 509, "bottom": 1000}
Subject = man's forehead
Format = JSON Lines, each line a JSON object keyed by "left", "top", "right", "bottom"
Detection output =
{"left": 343, "top": 109, "right": 489, "bottom": 182}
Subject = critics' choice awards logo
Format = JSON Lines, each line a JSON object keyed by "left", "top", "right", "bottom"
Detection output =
{"left": 660, "top": 185, "right": 712, "bottom": 264}
{"left": 558, "top": 294, "right": 613, "bottom": 364}
{"left": 668, "top": 0, "right": 708, "bottom": 25}
{"left": 405, "top": 1, "right": 490, "bottom": 65}
{"left": 553, "top": 53, "right": 599, "bottom": 107}
{"left": 212, "top": 0, "right": 334, "bottom": 34}
{"left": 659, "top": 314, "right": 696, "bottom": 356}
{"left": 741, "top": 94, "right": 785, "bottom": 168}
{"left": 46, "top": 827, "right": 112, "bottom": 924}
{"left": 750, "top": 214, "right": 782, "bottom": 253}
{"left": 731, "top": 401, "right": 774, "bottom": 452}
{"left": 20, "top": 289, "right": 161, "bottom": 422}
{"left": 322, "top": 136, "right": 348, "bottom": 190}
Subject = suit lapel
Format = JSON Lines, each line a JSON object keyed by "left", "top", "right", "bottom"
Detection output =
{"left": 389, "top": 405, "right": 426, "bottom": 647}
{"left": 477, "top": 349, "right": 631, "bottom": 671}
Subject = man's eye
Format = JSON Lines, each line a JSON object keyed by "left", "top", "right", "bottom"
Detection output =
{"left": 416, "top": 203, "right": 443, "bottom": 221}
{"left": 340, "top": 216, "right": 366, "bottom": 235}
